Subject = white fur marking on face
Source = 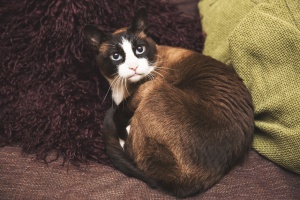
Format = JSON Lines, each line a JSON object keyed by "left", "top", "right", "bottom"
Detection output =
{"left": 121, "top": 38, "right": 138, "bottom": 69}
{"left": 109, "top": 38, "right": 156, "bottom": 104}
{"left": 118, "top": 38, "right": 154, "bottom": 83}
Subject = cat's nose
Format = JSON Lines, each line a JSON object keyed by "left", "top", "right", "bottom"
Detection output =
{"left": 129, "top": 66, "right": 138, "bottom": 71}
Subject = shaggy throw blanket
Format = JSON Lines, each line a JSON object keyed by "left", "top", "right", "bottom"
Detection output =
{"left": 0, "top": 0, "right": 204, "bottom": 166}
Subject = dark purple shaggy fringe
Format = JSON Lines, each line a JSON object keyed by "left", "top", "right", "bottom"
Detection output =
{"left": 0, "top": 0, "right": 204, "bottom": 166}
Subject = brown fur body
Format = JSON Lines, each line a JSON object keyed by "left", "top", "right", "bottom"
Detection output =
{"left": 84, "top": 8, "right": 254, "bottom": 198}
{"left": 113, "top": 46, "right": 253, "bottom": 197}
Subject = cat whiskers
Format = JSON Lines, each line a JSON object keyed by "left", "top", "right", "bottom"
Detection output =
{"left": 123, "top": 77, "right": 130, "bottom": 96}
{"left": 100, "top": 75, "right": 120, "bottom": 106}
{"left": 154, "top": 56, "right": 178, "bottom": 71}
{"left": 115, "top": 75, "right": 123, "bottom": 104}
{"left": 152, "top": 69, "right": 165, "bottom": 79}
{"left": 115, "top": 75, "right": 131, "bottom": 105}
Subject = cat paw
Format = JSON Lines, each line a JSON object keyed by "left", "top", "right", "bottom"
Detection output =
{"left": 126, "top": 125, "right": 131, "bottom": 135}
{"left": 119, "top": 138, "right": 125, "bottom": 149}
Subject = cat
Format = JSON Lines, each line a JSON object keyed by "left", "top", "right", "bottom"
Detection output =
{"left": 83, "top": 8, "right": 254, "bottom": 198}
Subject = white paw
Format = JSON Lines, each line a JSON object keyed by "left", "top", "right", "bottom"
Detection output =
{"left": 119, "top": 125, "right": 130, "bottom": 149}
{"left": 119, "top": 138, "right": 125, "bottom": 149}
{"left": 126, "top": 125, "right": 131, "bottom": 135}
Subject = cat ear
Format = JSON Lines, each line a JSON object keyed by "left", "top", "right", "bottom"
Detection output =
{"left": 129, "top": 7, "right": 148, "bottom": 33}
{"left": 83, "top": 25, "right": 107, "bottom": 51}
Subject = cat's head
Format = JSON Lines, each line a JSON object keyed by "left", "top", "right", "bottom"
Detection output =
{"left": 83, "top": 8, "right": 157, "bottom": 84}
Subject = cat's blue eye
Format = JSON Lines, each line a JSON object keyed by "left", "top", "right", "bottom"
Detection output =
{"left": 110, "top": 53, "right": 122, "bottom": 61}
{"left": 135, "top": 45, "right": 146, "bottom": 55}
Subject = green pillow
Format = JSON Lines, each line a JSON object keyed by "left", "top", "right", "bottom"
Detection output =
{"left": 199, "top": 0, "right": 300, "bottom": 174}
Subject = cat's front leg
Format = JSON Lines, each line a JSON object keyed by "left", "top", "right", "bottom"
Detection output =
{"left": 103, "top": 105, "right": 129, "bottom": 149}
{"left": 102, "top": 106, "right": 118, "bottom": 144}
{"left": 113, "top": 97, "right": 135, "bottom": 148}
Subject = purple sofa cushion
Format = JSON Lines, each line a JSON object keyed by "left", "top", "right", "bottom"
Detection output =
{"left": 0, "top": 0, "right": 203, "bottom": 165}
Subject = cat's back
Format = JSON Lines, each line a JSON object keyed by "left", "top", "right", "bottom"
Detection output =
{"left": 136, "top": 45, "right": 253, "bottom": 146}
{"left": 155, "top": 45, "right": 254, "bottom": 139}
{"left": 156, "top": 45, "right": 239, "bottom": 86}
{"left": 127, "top": 45, "right": 254, "bottom": 198}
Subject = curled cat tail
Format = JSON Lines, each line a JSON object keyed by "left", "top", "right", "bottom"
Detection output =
{"left": 102, "top": 106, "right": 158, "bottom": 189}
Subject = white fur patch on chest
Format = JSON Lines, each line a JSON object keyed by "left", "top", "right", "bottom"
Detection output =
{"left": 112, "top": 84, "right": 126, "bottom": 105}
{"left": 110, "top": 81, "right": 128, "bottom": 105}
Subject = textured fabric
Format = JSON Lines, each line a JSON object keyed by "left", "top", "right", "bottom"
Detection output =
{"left": 0, "top": 1, "right": 299, "bottom": 198}
{"left": 0, "top": 0, "right": 204, "bottom": 166}
{"left": 1, "top": 146, "right": 299, "bottom": 199}
{"left": 199, "top": 0, "right": 260, "bottom": 64}
{"left": 199, "top": 0, "right": 300, "bottom": 174}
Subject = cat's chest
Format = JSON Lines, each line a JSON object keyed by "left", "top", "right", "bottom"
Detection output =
{"left": 111, "top": 82, "right": 130, "bottom": 105}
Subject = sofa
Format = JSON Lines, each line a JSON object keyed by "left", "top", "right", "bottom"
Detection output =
{"left": 1, "top": 0, "right": 299, "bottom": 199}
